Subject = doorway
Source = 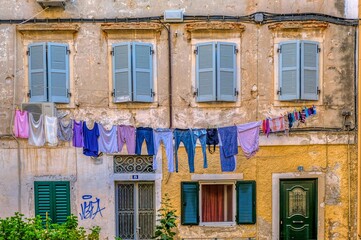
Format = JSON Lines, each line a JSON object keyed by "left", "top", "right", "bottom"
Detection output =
{"left": 116, "top": 182, "right": 155, "bottom": 240}
{"left": 280, "top": 179, "right": 317, "bottom": 240}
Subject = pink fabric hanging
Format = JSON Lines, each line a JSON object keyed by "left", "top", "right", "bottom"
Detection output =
{"left": 13, "top": 109, "right": 29, "bottom": 138}
{"left": 237, "top": 121, "right": 262, "bottom": 158}
{"left": 269, "top": 116, "right": 286, "bottom": 133}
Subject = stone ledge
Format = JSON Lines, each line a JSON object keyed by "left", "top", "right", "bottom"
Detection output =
{"left": 17, "top": 23, "right": 80, "bottom": 33}
{"left": 268, "top": 21, "right": 329, "bottom": 31}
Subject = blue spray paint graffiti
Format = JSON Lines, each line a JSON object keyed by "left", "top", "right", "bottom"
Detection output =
{"left": 79, "top": 195, "right": 105, "bottom": 220}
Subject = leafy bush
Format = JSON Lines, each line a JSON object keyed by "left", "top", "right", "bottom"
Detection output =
{"left": 153, "top": 194, "right": 178, "bottom": 240}
{"left": 0, "top": 212, "right": 100, "bottom": 240}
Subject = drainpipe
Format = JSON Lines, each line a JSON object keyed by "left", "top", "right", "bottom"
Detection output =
{"left": 357, "top": 0, "right": 361, "bottom": 237}
{"left": 159, "top": 22, "right": 173, "bottom": 128}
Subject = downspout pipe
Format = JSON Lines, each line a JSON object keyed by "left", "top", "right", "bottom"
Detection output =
{"left": 357, "top": 1, "right": 361, "bottom": 237}
{"left": 159, "top": 22, "right": 172, "bottom": 128}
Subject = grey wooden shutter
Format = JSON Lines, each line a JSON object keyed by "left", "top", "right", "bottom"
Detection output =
{"left": 236, "top": 181, "right": 256, "bottom": 224}
{"left": 181, "top": 182, "right": 199, "bottom": 225}
{"left": 301, "top": 41, "right": 319, "bottom": 100}
{"left": 196, "top": 42, "right": 216, "bottom": 102}
{"left": 133, "top": 43, "right": 153, "bottom": 102}
{"left": 28, "top": 43, "right": 47, "bottom": 102}
{"left": 113, "top": 43, "right": 132, "bottom": 102}
{"left": 48, "top": 43, "right": 70, "bottom": 103}
{"left": 217, "top": 42, "right": 237, "bottom": 101}
{"left": 279, "top": 41, "right": 300, "bottom": 100}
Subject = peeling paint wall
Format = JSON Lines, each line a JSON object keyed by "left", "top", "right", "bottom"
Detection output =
{"left": 0, "top": 0, "right": 358, "bottom": 239}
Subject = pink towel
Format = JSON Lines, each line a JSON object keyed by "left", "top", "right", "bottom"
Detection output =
{"left": 269, "top": 117, "right": 286, "bottom": 133}
{"left": 13, "top": 110, "right": 29, "bottom": 138}
{"left": 237, "top": 121, "right": 262, "bottom": 158}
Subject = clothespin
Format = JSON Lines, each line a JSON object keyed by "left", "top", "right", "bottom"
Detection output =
{"left": 15, "top": 105, "right": 19, "bottom": 111}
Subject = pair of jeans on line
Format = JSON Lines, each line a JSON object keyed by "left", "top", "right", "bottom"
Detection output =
{"left": 174, "top": 129, "right": 208, "bottom": 173}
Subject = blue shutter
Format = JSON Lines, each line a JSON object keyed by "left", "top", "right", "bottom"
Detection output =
{"left": 113, "top": 43, "right": 132, "bottom": 102}
{"left": 236, "top": 181, "right": 256, "bottom": 224}
{"left": 217, "top": 42, "right": 237, "bottom": 101}
{"left": 133, "top": 43, "right": 153, "bottom": 102}
{"left": 196, "top": 42, "right": 216, "bottom": 102}
{"left": 181, "top": 182, "right": 199, "bottom": 225}
{"left": 28, "top": 43, "right": 47, "bottom": 102}
{"left": 35, "top": 181, "right": 53, "bottom": 223}
{"left": 53, "top": 182, "right": 70, "bottom": 224}
{"left": 279, "top": 41, "right": 300, "bottom": 100}
{"left": 301, "top": 41, "right": 319, "bottom": 100}
{"left": 48, "top": 43, "right": 69, "bottom": 103}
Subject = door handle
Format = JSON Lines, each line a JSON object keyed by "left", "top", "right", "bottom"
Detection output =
{"left": 292, "top": 220, "right": 304, "bottom": 224}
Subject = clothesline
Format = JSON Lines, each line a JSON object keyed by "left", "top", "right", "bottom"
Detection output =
{"left": 12, "top": 105, "right": 317, "bottom": 173}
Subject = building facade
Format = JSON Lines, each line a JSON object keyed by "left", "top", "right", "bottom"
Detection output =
{"left": 0, "top": 0, "right": 358, "bottom": 239}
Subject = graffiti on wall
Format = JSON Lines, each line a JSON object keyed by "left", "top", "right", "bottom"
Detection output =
{"left": 79, "top": 195, "right": 105, "bottom": 220}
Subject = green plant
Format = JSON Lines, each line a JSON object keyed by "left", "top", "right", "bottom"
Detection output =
{"left": 153, "top": 194, "right": 178, "bottom": 240}
{"left": 0, "top": 212, "right": 99, "bottom": 240}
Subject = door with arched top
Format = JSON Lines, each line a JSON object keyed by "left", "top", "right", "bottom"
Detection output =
{"left": 280, "top": 179, "right": 317, "bottom": 240}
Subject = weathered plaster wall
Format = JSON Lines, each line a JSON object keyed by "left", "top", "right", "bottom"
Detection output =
{"left": 164, "top": 140, "right": 357, "bottom": 239}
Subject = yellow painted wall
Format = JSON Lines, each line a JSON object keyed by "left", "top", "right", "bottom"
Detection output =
{"left": 162, "top": 142, "right": 357, "bottom": 239}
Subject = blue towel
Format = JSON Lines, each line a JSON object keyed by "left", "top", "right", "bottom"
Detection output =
{"left": 218, "top": 126, "right": 238, "bottom": 172}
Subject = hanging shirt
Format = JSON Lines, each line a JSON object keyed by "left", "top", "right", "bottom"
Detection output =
{"left": 72, "top": 120, "right": 83, "bottom": 148}
{"left": 28, "top": 113, "right": 45, "bottom": 147}
{"left": 98, "top": 124, "right": 118, "bottom": 154}
{"left": 13, "top": 109, "right": 29, "bottom": 138}
{"left": 44, "top": 116, "right": 58, "bottom": 146}
{"left": 236, "top": 121, "right": 262, "bottom": 158}
{"left": 83, "top": 122, "right": 100, "bottom": 157}
{"left": 57, "top": 118, "right": 73, "bottom": 142}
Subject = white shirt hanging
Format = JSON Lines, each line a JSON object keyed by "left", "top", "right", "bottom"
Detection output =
{"left": 45, "top": 115, "right": 58, "bottom": 146}
{"left": 28, "top": 113, "right": 45, "bottom": 147}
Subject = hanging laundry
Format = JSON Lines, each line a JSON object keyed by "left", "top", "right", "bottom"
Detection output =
{"left": 287, "top": 113, "right": 294, "bottom": 128}
{"left": 13, "top": 109, "right": 29, "bottom": 138}
{"left": 153, "top": 128, "right": 174, "bottom": 172}
{"left": 83, "top": 122, "right": 100, "bottom": 157}
{"left": 135, "top": 127, "right": 155, "bottom": 155}
{"left": 236, "top": 121, "right": 262, "bottom": 158}
{"left": 117, "top": 125, "right": 136, "bottom": 154}
{"left": 313, "top": 105, "right": 317, "bottom": 114}
{"left": 307, "top": 107, "right": 313, "bottom": 116}
{"left": 192, "top": 129, "right": 208, "bottom": 168}
{"left": 72, "top": 120, "right": 83, "bottom": 148}
{"left": 218, "top": 126, "right": 238, "bottom": 172}
{"left": 45, "top": 116, "right": 58, "bottom": 146}
{"left": 57, "top": 118, "right": 73, "bottom": 142}
{"left": 28, "top": 113, "right": 45, "bottom": 147}
{"left": 98, "top": 124, "right": 118, "bottom": 154}
{"left": 206, "top": 128, "right": 219, "bottom": 154}
{"left": 174, "top": 129, "right": 195, "bottom": 173}
{"left": 262, "top": 118, "right": 270, "bottom": 137}
{"left": 304, "top": 107, "right": 309, "bottom": 118}
{"left": 300, "top": 109, "right": 306, "bottom": 123}
{"left": 269, "top": 116, "right": 286, "bottom": 133}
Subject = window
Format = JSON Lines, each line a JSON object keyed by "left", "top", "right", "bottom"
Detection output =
{"left": 28, "top": 43, "right": 70, "bottom": 103}
{"left": 278, "top": 40, "right": 320, "bottom": 101}
{"left": 34, "top": 181, "right": 70, "bottom": 224}
{"left": 112, "top": 42, "right": 154, "bottom": 103}
{"left": 181, "top": 181, "right": 256, "bottom": 225}
{"left": 195, "top": 42, "right": 238, "bottom": 102}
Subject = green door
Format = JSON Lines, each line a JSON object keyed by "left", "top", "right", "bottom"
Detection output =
{"left": 280, "top": 179, "right": 317, "bottom": 240}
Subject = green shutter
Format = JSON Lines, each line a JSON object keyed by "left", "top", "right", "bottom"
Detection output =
{"left": 279, "top": 41, "right": 300, "bottom": 101}
{"left": 133, "top": 43, "right": 153, "bottom": 102}
{"left": 35, "top": 182, "right": 53, "bottom": 223}
{"left": 301, "top": 41, "right": 319, "bottom": 100}
{"left": 196, "top": 42, "right": 216, "bottom": 102}
{"left": 217, "top": 42, "right": 237, "bottom": 101}
{"left": 181, "top": 182, "right": 199, "bottom": 225}
{"left": 28, "top": 43, "right": 47, "bottom": 102}
{"left": 35, "top": 181, "right": 70, "bottom": 224}
{"left": 48, "top": 43, "right": 70, "bottom": 103}
{"left": 53, "top": 182, "right": 70, "bottom": 224}
{"left": 113, "top": 43, "right": 132, "bottom": 102}
{"left": 236, "top": 181, "right": 256, "bottom": 224}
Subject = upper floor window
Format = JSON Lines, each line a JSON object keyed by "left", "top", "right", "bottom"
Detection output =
{"left": 112, "top": 42, "right": 154, "bottom": 103}
{"left": 28, "top": 43, "right": 70, "bottom": 103}
{"left": 195, "top": 42, "right": 238, "bottom": 102}
{"left": 278, "top": 40, "right": 320, "bottom": 101}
